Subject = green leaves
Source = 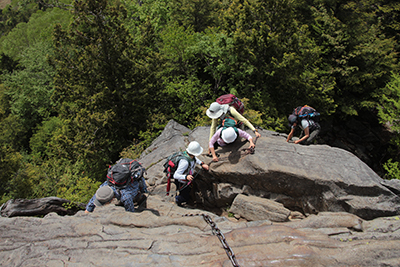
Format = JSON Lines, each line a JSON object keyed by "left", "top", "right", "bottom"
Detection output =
{"left": 0, "top": 0, "right": 400, "bottom": 204}
{"left": 377, "top": 72, "right": 400, "bottom": 133}
{"left": 51, "top": 0, "right": 143, "bottom": 179}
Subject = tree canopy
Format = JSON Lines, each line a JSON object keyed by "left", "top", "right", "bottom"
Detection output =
{"left": 0, "top": 0, "right": 399, "bottom": 204}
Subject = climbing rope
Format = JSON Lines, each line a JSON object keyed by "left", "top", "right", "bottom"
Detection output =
{"left": 183, "top": 213, "right": 240, "bottom": 267}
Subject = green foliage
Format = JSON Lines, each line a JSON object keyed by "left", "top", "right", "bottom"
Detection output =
{"left": 376, "top": 72, "right": 400, "bottom": 180}
{"left": 376, "top": 72, "right": 400, "bottom": 133}
{"left": 0, "top": 8, "right": 72, "bottom": 59}
{"left": 0, "top": 0, "right": 38, "bottom": 36}
{"left": 168, "top": 0, "right": 220, "bottom": 32}
{"left": 29, "top": 116, "right": 63, "bottom": 162}
{"left": 0, "top": 84, "right": 28, "bottom": 201}
{"left": 50, "top": 0, "right": 145, "bottom": 178}
{"left": 1, "top": 0, "right": 400, "bottom": 204}
{"left": 120, "top": 114, "right": 169, "bottom": 159}
{"left": 57, "top": 172, "right": 101, "bottom": 205}
{"left": 383, "top": 159, "right": 400, "bottom": 180}
{"left": 216, "top": 0, "right": 336, "bottom": 130}
{"left": 307, "top": 1, "right": 398, "bottom": 117}
{"left": 2, "top": 41, "right": 56, "bottom": 136}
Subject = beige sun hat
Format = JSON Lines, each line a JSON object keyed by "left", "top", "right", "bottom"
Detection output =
{"left": 94, "top": 186, "right": 114, "bottom": 206}
{"left": 186, "top": 141, "right": 203, "bottom": 156}
{"left": 206, "top": 102, "right": 229, "bottom": 119}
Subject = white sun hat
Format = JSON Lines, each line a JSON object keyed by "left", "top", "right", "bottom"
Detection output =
{"left": 221, "top": 127, "right": 237, "bottom": 143}
{"left": 206, "top": 102, "right": 229, "bottom": 119}
{"left": 186, "top": 141, "right": 203, "bottom": 156}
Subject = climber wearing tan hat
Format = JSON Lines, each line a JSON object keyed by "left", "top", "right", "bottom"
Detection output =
{"left": 85, "top": 178, "right": 146, "bottom": 213}
{"left": 206, "top": 102, "right": 260, "bottom": 155}
{"left": 85, "top": 185, "right": 115, "bottom": 213}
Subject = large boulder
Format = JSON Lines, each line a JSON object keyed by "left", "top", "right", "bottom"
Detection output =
{"left": 0, "top": 197, "right": 85, "bottom": 217}
{"left": 140, "top": 120, "right": 400, "bottom": 220}
{"left": 2, "top": 120, "right": 400, "bottom": 266}
{"left": 229, "top": 193, "right": 291, "bottom": 222}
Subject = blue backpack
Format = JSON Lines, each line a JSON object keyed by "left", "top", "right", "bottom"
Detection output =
{"left": 294, "top": 105, "right": 320, "bottom": 122}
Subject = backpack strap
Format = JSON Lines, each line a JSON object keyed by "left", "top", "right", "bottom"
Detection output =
{"left": 221, "top": 116, "right": 237, "bottom": 127}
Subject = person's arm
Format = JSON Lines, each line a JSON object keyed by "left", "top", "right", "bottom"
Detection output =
{"left": 209, "top": 129, "right": 222, "bottom": 161}
{"left": 85, "top": 181, "right": 108, "bottom": 213}
{"left": 173, "top": 159, "right": 190, "bottom": 182}
{"left": 287, "top": 127, "right": 295, "bottom": 142}
{"left": 120, "top": 188, "right": 136, "bottom": 212}
{"left": 195, "top": 157, "right": 209, "bottom": 171}
{"left": 230, "top": 107, "right": 261, "bottom": 138}
{"left": 209, "top": 146, "right": 218, "bottom": 162}
{"left": 85, "top": 196, "right": 96, "bottom": 213}
{"left": 295, "top": 126, "right": 310, "bottom": 144}
{"left": 238, "top": 129, "right": 255, "bottom": 148}
{"left": 209, "top": 118, "right": 218, "bottom": 141}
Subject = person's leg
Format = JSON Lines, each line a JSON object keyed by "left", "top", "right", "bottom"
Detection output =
{"left": 175, "top": 182, "right": 191, "bottom": 206}
{"left": 303, "top": 127, "right": 320, "bottom": 145}
{"left": 174, "top": 180, "right": 184, "bottom": 206}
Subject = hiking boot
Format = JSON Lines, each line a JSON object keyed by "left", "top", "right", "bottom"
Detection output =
{"left": 135, "top": 194, "right": 147, "bottom": 206}
{"left": 175, "top": 195, "right": 184, "bottom": 207}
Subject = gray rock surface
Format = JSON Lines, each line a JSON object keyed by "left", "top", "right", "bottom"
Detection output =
{"left": 0, "top": 197, "right": 85, "bottom": 217}
{"left": 229, "top": 193, "right": 291, "bottom": 222}
{"left": 1, "top": 195, "right": 400, "bottom": 266}
{"left": 141, "top": 120, "right": 400, "bottom": 220}
{"left": 2, "top": 119, "right": 400, "bottom": 266}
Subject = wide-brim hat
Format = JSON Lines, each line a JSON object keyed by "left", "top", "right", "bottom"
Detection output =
{"left": 94, "top": 186, "right": 114, "bottom": 207}
{"left": 186, "top": 141, "right": 203, "bottom": 156}
{"left": 206, "top": 102, "right": 229, "bottom": 119}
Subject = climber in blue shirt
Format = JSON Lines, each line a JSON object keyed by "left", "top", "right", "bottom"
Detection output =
{"left": 85, "top": 179, "right": 145, "bottom": 213}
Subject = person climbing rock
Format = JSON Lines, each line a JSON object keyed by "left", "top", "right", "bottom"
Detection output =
{"left": 209, "top": 126, "right": 255, "bottom": 162}
{"left": 173, "top": 141, "right": 209, "bottom": 207}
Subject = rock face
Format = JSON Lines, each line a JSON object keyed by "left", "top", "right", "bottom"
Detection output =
{"left": 0, "top": 197, "right": 85, "bottom": 217}
{"left": 141, "top": 120, "right": 400, "bottom": 220}
{"left": 1, "top": 195, "right": 400, "bottom": 266}
{"left": 229, "top": 194, "right": 291, "bottom": 222}
{"left": 1, "top": 119, "right": 400, "bottom": 266}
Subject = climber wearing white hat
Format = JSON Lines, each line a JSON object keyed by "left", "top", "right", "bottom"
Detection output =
{"left": 206, "top": 101, "right": 261, "bottom": 156}
{"left": 173, "top": 141, "right": 209, "bottom": 207}
{"left": 209, "top": 127, "right": 255, "bottom": 162}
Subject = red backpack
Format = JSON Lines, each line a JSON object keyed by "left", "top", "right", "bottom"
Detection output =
{"left": 216, "top": 94, "right": 244, "bottom": 114}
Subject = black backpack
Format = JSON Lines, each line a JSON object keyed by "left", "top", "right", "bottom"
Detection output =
{"left": 293, "top": 105, "right": 320, "bottom": 122}
{"left": 107, "top": 158, "right": 145, "bottom": 189}
{"left": 163, "top": 152, "right": 193, "bottom": 195}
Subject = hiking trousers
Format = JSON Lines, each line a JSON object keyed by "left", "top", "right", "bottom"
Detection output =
{"left": 174, "top": 180, "right": 192, "bottom": 205}
{"left": 299, "top": 124, "right": 321, "bottom": 145}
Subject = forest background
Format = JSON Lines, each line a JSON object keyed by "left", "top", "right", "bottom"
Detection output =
{"left": 0, "top": 0, "right": 400, "bottom": 206}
